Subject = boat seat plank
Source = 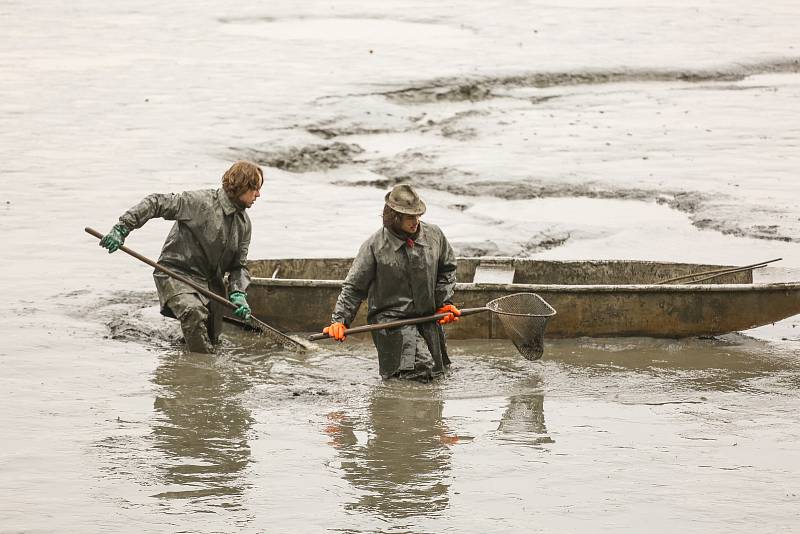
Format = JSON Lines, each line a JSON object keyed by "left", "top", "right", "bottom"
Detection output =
{"left": 473, "top": 262, "right": 516, "bottom": 284}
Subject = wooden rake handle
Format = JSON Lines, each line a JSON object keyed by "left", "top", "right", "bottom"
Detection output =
{"left": 86, "top": 227, "right": 240, "bottom": 312}
{"left": 85, "top": 226, "right": 309, "bottom": 351}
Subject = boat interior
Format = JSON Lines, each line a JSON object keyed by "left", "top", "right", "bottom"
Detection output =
{"left": 247, "top": 258, "right": 752, "bottom": 285}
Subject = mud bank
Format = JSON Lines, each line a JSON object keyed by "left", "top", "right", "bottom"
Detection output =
{"left": 230, "top": 141, "right": 365, "bottom": 172}
{"left": 237, "top": 132, "right": 800, "bottom": 245}
{"left": 340, "top": 170, "right": 800, "bottom": 244}
{"left": 246, "top": 63, "right": 800, "bottom": 245}
{"left": 299, "top": 109, "right": 487, "bottom": 142}
{"left": 449, "top": 232, "right": 570, "bottom": 256}
{"left": 377, "top": 58, "right": 800, "bottom": 104}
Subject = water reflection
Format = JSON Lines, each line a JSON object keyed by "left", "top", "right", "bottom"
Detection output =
{"left": 497, "top": 393, "right": 553, "bottom": 445}
{"left": 325, "top": 388, "right": 454, "bottom": 519}
{"left": 150, "top": 352, "right": 254, "bottom": 503}
{"left": 546, "top": 336, "right": 799, "bottom": 394}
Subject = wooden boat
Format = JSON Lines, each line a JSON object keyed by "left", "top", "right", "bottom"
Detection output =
{"left": 244, "top": 258, "right": 800, "bottom": 339}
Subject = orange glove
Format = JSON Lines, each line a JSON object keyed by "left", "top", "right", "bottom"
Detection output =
{"left": 323, "top": 322, "right": 347, "bottom": 341}
{"left": 436, "top": 304, "right": 461, "bottom": 325}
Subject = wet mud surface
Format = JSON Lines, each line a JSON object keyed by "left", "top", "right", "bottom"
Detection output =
{"left": 4, "top": 1, "right": 800, "bottom": 532}
{"left": 237, "top": 60, "right": 800, "bottom": 247}
{"left": 231, "top": 141, "right": 365, "bottom": 173}
{"left": 57, "top": 294, "right": 799, "bottom": 533}
{"left": 377, "top": 58, "right": 800, "bottom": 104}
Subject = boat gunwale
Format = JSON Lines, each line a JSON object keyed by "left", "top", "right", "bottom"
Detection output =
{"left": 249, "top": 277, "right": 800, "bottom": 293}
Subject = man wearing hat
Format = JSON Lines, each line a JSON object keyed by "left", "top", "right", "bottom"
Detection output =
{"left": 322, "top": 184, "right": 461, "bottom": 380}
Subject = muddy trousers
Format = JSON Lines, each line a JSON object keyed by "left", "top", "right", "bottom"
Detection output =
{"left": 166, "top": 293, "right": 223, "bottom": 353}
{"left": 393, "top": 326, "right": 436, "bottom": 381}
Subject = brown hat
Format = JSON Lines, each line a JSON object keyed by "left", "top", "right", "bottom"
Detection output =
{"left": 384, "top": 184, "right": 426, "bottom": 215}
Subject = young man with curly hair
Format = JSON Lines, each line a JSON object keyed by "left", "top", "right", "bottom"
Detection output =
{"left": 99, "top": 161, "right": 263, "bottom": 353}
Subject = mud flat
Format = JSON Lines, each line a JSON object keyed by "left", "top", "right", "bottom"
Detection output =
{"left": 31, "top": 291, "right": 797, "bottom": 532}
{"left": 245, "top": 64, "right": 800, "bottom": 246}
{"left": 4, "top": 1, "right": 800, "bottom": 532}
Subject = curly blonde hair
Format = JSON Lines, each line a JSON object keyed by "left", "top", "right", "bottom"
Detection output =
{"left": 222, "top": 161, "right": 263, "bottom": 198}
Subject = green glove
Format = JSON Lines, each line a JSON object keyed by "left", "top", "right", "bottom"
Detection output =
{"left": 99, "top": 223, "right": 130, "bottom": 253}
{"left": 229, "top": 291, "right": 251, "bottom": 320}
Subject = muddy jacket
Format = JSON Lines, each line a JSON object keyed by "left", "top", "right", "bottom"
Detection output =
{"left": 118, "top": 188, "right": 251, "bottom": 316}
{"left": 332, "top": 222, "right": 457, "bottom": 377}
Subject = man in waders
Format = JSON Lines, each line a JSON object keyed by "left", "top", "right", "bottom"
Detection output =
{"left": 99, "top": 160, "right": 262, "bottom": 353}
{"left": 321, "top": 184, "right": 461, "bottom": 380}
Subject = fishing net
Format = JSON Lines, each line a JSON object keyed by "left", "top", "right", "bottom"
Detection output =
{"left": 486, "top": 293, "right": 557, "bottom": 361}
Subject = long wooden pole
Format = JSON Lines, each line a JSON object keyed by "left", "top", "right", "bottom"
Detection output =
{"left": 308, "top": 308, "right": 488, "bottom": 341}
{"left": 85, "top": 227, "right": 309, "bottom": 351}
{"left": 655, "top": 258, "right": 781, "bottom": 285}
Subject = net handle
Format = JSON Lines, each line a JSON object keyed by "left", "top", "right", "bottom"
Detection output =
{"left": 308, "top": 293, "right": 557, "bottom": 341}
{"left": 308, "top": 308, "right": 487, "bottom": 341}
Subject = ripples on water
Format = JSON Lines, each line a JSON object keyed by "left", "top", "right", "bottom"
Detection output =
{"left": 80, "top": 293, "right": 800, "bottom": 532}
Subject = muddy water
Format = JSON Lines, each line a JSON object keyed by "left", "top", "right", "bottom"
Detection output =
{"left": 3, "top": 0, "right": 800, "bottom": 532}
{"left": 4, "top": 291, "right": 799, "bottom": 532}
